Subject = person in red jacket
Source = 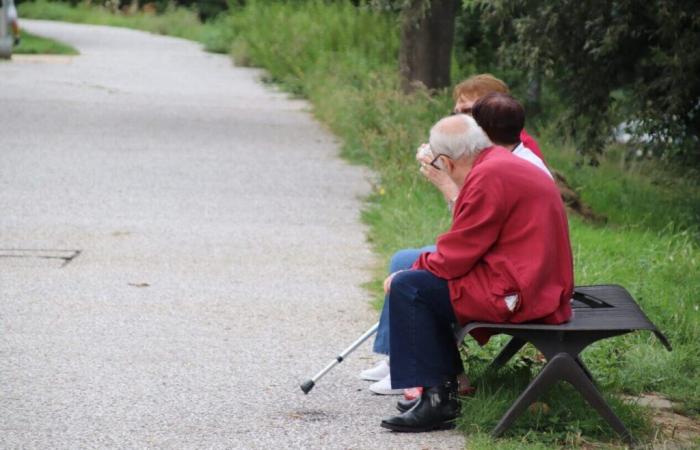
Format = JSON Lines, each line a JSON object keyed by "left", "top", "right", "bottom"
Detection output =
{"left": 360, "top": 73, "right": 548, "bottom": 399}
{"left": 380, "top": 114, "right": 573, "bottom": 433}
{"left": 363, "top": 74, "right": 550, "bottom": 397}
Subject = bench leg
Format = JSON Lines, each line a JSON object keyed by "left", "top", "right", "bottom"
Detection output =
{"left": 491, "top": 353, "right": 633, "bottom": 445}
{"left": 561, "top": 355, "right": 633, "bottom": 445}
{"left": 575, "top": 356, "right": 594, "bottom": 382}
{"left": 491, "top": 353, "right": 566, "bottom": 437}
{"left": 488, "top": 337, "right": 526, "bottom": 371}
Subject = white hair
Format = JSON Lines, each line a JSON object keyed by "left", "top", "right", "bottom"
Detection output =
{"left": 428, "top": 114, "right": 492, "bottom": 160}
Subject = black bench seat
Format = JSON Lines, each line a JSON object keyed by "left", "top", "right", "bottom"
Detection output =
{"left": 456, "top": 284, "right": 672, "bottom": 444}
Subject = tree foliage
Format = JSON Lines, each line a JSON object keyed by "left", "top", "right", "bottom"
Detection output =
{"left": 469, "top": 0, "right": 700, "bottom": 164}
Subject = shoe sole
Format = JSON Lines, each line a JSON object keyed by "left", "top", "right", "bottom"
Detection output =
{"left": 380, "top": 420, "right": 456, "bottom": 432}
{"left": 360, "top": 375, "right": 384, "bottom": 382}
{"left": 370, "top": 389, "right": 404, "bottom": 395}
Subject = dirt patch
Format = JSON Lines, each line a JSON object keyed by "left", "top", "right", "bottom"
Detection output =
{"left": 287, "top": 409, "right": 334, "bottom": 423}
{"left": 623, "top": 393, "right": 700, "bottom": 449}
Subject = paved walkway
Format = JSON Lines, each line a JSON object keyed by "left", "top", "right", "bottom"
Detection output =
{"left": 0, "top": 20, "right": 464, "bottom": 449}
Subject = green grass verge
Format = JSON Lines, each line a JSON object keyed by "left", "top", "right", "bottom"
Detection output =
{"left": 18, "top": 0, "right": 699, "bottom": 447}
{"left": 18, "top": 0, "right": 227, "bottom": 52}
{"left": 457, "top": 363, "right": 652, "bottom": 448}
{"left": 13, "top": 31, "right": 78, "bottom": 55}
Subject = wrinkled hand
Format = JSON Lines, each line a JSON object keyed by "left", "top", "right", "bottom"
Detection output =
{"left": 415, "top": 143, "right": 432, "bottom": 162}
{"left": 418, "top": 155, "right": 460, "bottom": 202}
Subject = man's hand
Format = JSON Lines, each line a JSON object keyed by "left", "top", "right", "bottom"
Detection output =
{"left": 383, "top": 270, "right": 405, "bottom": 294}
{"left": 418, "top": 155, "right": 460, "bottom": 203}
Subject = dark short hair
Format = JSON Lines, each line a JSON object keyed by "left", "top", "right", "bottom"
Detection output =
{"left": 472, "top": 93, "right": 525, "bottom": 145}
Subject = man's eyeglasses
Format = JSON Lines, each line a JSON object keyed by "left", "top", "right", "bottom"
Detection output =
{"left": 429, "top": 153, "right": 449, "bottom": 169}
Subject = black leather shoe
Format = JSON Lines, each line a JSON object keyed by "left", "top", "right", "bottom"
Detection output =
{"left": 381, "top": 378, "right": 460, "bottom": 432}
{"left": 396, "top": 397, "right": 418, "bottom": 413}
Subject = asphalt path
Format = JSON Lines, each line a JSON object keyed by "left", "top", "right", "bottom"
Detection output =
{"left": 0, "top": 20, "right": 464, "bottom": 449}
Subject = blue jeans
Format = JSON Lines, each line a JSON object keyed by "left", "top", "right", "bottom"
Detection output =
{"left": 372, "top": 245, "right": 436, "bottom": 355}
{"left": 388, "top": 270, "right": 462, "bottom": 388}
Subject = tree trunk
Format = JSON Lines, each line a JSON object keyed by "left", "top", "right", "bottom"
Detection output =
{"left": 399, "top": 0, "right": 458, "bottom": 93}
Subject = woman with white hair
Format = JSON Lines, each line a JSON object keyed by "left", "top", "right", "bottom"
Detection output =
{"left": 379, "top": 114, "right": 573, "bottom": 432}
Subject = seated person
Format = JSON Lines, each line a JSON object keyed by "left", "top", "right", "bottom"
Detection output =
{"left": 361, "top": 74, "right": 549, "bottom": 395}
{"left": 472, "top": 92, "right": 551, "bottom": 178}
{"left": 380, "top": 114, "right": 573, "bottom": 432}
{"left": 453, "top": 74, "right": 545, "bottom": 160}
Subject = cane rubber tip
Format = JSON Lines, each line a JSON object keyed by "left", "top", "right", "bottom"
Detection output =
{"left": 300, "top": 380, "right": 315, "bottom": 394}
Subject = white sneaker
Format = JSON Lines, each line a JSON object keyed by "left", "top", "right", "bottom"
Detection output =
{"left": 369, "top": 373, "right": 403, "bottom": 395}
{"left": 359, "top": 359, "right": 390, "bottom": 381}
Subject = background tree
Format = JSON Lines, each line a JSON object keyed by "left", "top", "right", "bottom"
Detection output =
{"left": 473, "top": 0, "right": 700, "bottom": 165}
{"left": 372, "top": 0, "right": 459, "bottom": 92}
{"left": 398, "top": 0, "right": 458, "bottom": 92}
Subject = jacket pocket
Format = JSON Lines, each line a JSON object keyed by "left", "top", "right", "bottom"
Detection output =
{"left": 489, "top": 259, "right": 523, "bottom": 320}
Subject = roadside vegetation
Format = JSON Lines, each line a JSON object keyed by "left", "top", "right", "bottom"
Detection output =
{"left": 19, "top": 0, "right": 215, "bottom": 44}
{"left": 13, "top": 31, "right": 78, "bottom": 55}
{"left": 19, "top": 1, "right": 699, "bottom": 448}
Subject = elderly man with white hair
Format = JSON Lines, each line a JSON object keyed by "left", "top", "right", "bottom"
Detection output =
{"left": 380, "top": 114, "right": 573, "bottom": 432}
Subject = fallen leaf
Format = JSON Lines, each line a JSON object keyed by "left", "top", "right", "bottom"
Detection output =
{"left": 528, "top": 402, "right": 551, "bottom": 415}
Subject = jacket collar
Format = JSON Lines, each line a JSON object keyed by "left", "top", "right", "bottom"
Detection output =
{"left": 471, "top": 145, "right": 502, "bottom": 168}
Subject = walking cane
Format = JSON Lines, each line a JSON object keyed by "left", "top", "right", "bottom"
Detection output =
{"left": 300, "top": 322, "right": 379, "bottom": 394}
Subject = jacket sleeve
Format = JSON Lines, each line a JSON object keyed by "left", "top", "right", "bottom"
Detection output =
{"left": 413, "top": 178, "right": 505, "bottom": 279}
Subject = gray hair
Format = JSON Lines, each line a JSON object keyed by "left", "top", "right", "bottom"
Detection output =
{"left": 428, "top": 114, "right": 492, "bottom": 160}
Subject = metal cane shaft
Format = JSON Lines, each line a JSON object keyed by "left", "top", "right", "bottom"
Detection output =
{"left": 339, "top": 322, "right": 379, "bottom": 359}
{"left": 310, "top": 359, "right": 340, "bottom": 384}
{"left": 310, "top": 322, "right": 379, "bottom": 383}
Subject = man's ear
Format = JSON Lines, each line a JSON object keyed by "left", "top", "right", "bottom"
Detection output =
{"left": 442, "top": 156, "right": 455, "bottom": 173}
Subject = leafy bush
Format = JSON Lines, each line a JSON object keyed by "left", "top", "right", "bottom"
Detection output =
{"left": 472, "top": 0, "right": 700, "bottom": 166}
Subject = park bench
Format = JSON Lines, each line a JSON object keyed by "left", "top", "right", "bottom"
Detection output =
{"left": 456, "top": 284, "right": 672, "bottom": 444}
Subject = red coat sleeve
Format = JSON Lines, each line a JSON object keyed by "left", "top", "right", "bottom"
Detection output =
{"left": 413, "top": 178, "right": 505, "bottom": 279}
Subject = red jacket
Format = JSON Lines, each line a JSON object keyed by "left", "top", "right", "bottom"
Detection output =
{"left": 413, "top": 146, "right": 573, "bottom": 336}
{"left": 520, "top": 130, "right": 544, "bottom": 161}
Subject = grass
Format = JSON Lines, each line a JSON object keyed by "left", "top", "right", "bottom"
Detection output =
{"left": 18, "top": 0, "right": 700, "bottom": 447}
{"left": 457, "top": 364, "right": 653, "bottom": 448}
{"left": 13, "top": 31, "right": 78, "bottom": 55}
{"left": 19, "top": 0, "right": 221, "bottom": 49}
{"left": 546, "top": 141, "right": 700, "bottom": 234}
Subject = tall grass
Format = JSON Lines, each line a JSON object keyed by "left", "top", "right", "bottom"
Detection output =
{"left": 546, "top": 140, "right": 700, "bottom": 235}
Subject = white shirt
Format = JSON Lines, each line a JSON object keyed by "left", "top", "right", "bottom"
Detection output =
{"left": 513, "top": 143, "right": 553, "bottom": 179}
{"left": 448, "top": 142, "right": 554, "bottom": 212}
